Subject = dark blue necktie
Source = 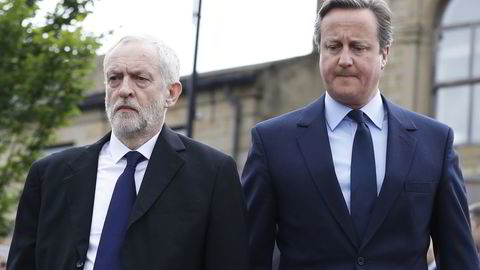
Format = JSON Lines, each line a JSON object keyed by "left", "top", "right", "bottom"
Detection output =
{"left": 93, "top": 151, "right": 145, "bottom": 270}
{"left": 349, "top": 110, "right": 377, "bottom": 239}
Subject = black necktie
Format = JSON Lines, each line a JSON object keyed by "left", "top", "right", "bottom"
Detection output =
{"left": 94, "top": 151, "right": 145, "bottom": 270}
{"left": 348, "top": 110, "right": 377, "bottom": 239}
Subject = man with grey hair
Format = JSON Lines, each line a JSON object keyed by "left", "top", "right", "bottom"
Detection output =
{"left": 7, "top": 35, "right": 249, "bottom": 270}
{"left": 243, "top": 0, "right": 479, "bottom": 269}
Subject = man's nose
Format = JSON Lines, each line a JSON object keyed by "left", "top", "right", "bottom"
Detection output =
{"left": 338, "top": 48, "right": 353, "bottom": 67}
{"left": 118, "top": 77, "right": 134, "bottom": 97}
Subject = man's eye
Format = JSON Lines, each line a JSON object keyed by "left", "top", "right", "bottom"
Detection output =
{"left": 326, "top": 44, "right": 341, "bottom": 51}
{"left": 353, "top": 46, "right": 367, "bottom": 52}
{"left": 107, "top": 75, "right": 122, "bottom": 87}
{"left": 135, "top": 75, "right": 151, "bottom": 86}
{"left": 133, "top": 74, "right": 149, "bottom": 81}
{"left": 108, "top": 75, "right": 121, "bottom": 82}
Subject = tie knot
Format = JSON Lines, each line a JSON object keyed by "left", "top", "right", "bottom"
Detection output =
{"left": 124, "top": 151, "right": 145, "bottom": 167}
{"left": 348, "top": 109, "right": 366, "bottom": 124}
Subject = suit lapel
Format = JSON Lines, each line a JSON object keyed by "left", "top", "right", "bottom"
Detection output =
{"left": 296, "top": 95, "right": 359, "bottom": 248}
{"left": 128, "top": 126, "right": 185, "bottom": 228}
{"left": 63, "top": 128, "right": 185, "bottom": 255}
{"left": 64, "top": 133, "right": 110, "bottom": 260}
{"left": 361, "top": 98, "right": 417, "bottom": 249}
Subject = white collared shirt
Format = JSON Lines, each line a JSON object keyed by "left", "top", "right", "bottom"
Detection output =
{"left": 84, "top": 131, "right": 160, "bottom": 270}
{"left": 324, "top": 90, "right": 388, "bottom": 212}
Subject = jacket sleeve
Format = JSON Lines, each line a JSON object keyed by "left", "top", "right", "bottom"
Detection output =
{"left": 7, "top": 162, "right": 42, "bottom": 270}
{"left": 241, "top": 127, "right": 277, "bottom": 270}
{"left": 430, "top": 127, "right": 480, "bottom": 269}
{"left": 204, "top": 155, "right": 249, "bottom": 270}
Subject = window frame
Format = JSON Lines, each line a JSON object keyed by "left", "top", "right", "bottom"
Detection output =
{"left": 434, "top": 17, "right": 480, "bottom": 145}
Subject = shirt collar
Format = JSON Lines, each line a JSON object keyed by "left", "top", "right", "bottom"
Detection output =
{"left": 108, "top": 130, "right": 161, "bottom": 164}
{"left": 325, "top": 90, "right": 385, "bottom": 131}
{"left": 360, "top": 90, "right": 385, "bottom": 130}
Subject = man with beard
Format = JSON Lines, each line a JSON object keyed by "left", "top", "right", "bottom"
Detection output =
{"left": 7, "top": 35, "right": 249, "bottom": 270}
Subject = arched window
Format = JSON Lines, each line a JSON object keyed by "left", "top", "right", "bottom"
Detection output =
{"left": 435, "top": 0, "right": 480, "bottom": 145}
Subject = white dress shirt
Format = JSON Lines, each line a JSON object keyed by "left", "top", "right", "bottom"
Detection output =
{"left": 84, "top": 131, "right": 160, "bottom": 270}
{"left": 324, "top": 91, "right": 388, "bottom": 212}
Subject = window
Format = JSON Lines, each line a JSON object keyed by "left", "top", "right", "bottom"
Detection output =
{"left": 434, "top": 0, "right": 480, "bottom": 145}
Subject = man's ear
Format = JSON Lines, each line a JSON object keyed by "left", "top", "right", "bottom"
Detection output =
{"left": 381, "top": 46, "right": 390, "bottom": 70}
{"left": 165, "top": 82, "right": 182, "bottom": 108}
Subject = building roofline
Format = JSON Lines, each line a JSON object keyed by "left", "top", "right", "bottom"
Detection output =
{"left": 80, "top": 52, "right": 315, "bottom": 111}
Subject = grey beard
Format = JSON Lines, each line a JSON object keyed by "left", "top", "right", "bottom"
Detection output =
{"left": 106, "top": 98, "right": 165, "bottom": 141}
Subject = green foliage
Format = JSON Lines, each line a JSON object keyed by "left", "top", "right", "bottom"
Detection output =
{"left": 0, "top": 0, "right": 100, "bottom": 236}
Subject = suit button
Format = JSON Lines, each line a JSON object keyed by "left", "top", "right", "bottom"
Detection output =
{"left": 76, "top": 260, "right": 84, "bottom": 268}
{"left": 357, "top": 256, "right": 365, "bottom": 266}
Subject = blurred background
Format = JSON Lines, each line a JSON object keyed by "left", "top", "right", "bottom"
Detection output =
{"left": 0, "top": 0, "right": 479, "bottom": 267}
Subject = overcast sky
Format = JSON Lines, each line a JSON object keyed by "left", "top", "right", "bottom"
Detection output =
{"left": 37, "top": 0, "right": 318, "bottom": 75}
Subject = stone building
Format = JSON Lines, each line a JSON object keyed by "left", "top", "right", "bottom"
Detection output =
{"left": 49, "top": 0, "right": 480, "bottom": 201}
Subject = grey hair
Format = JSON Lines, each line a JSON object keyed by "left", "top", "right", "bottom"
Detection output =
{"left": 313, "top": 0, "right": 393, "bottom": 51}
{"left": 104, "top": 34, "right": 181, "bottom": 88}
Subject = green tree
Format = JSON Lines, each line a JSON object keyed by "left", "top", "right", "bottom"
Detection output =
{"left": 0, "top": 0, "right": 100, "bottom": 236}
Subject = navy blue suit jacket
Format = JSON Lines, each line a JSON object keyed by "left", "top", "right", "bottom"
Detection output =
{"left": 242, "top": 95, "right": 479, "bottom": 270}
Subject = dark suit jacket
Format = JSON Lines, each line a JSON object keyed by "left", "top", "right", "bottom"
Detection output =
{"left": 7, "top": 126, "right": 249, "bottom": 270}
{"left": 242, "top": 95, "right": 479, "bottom": 270}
